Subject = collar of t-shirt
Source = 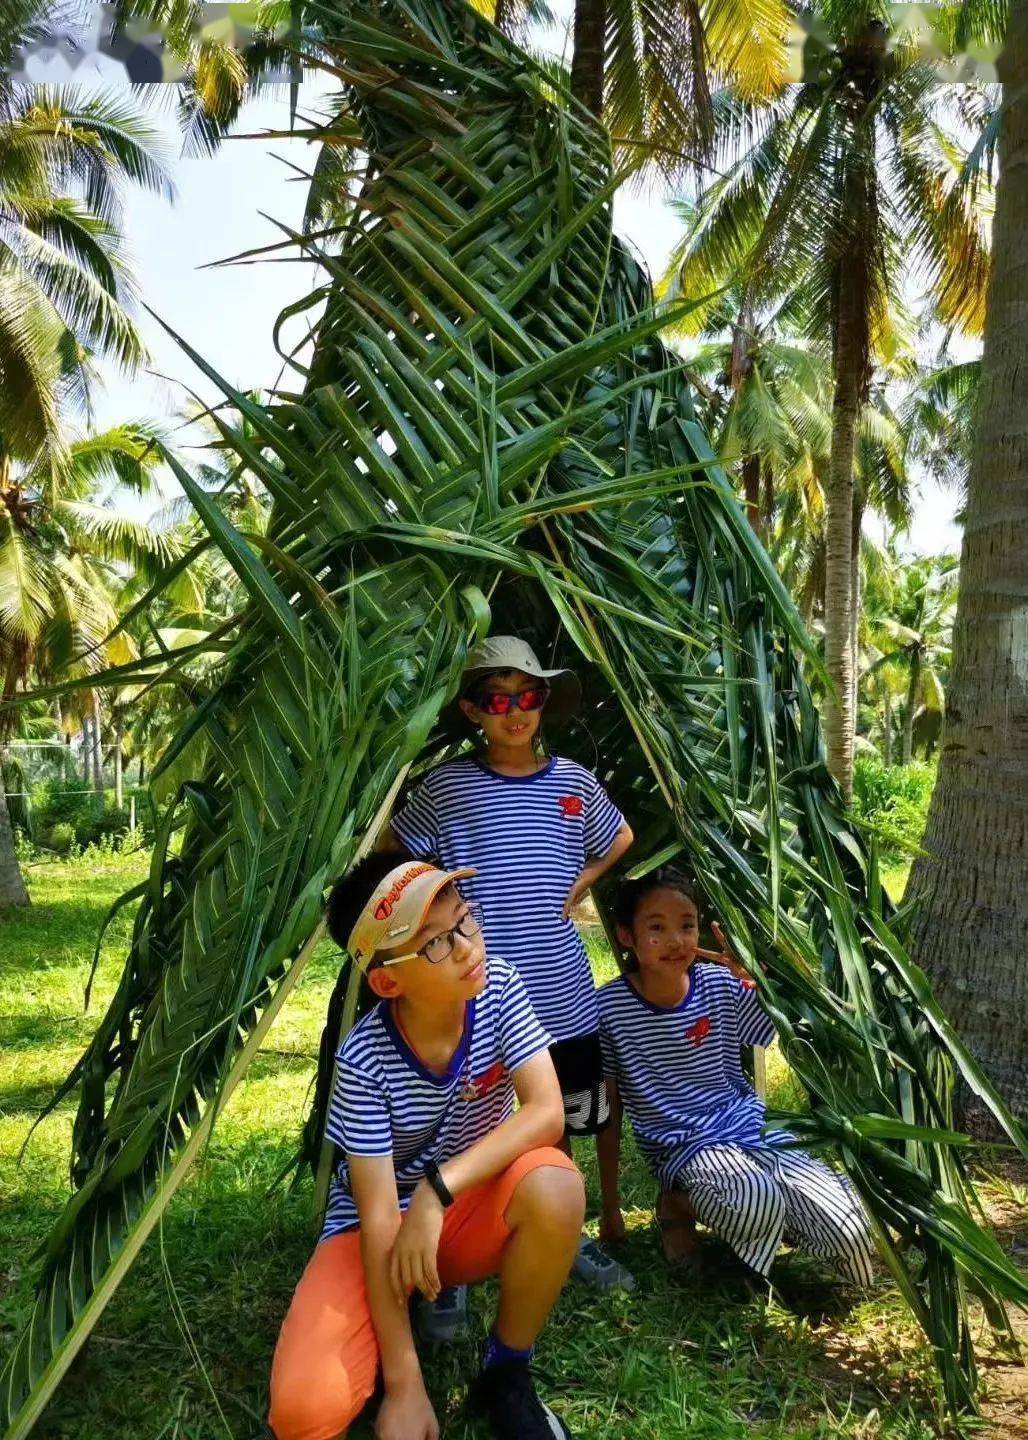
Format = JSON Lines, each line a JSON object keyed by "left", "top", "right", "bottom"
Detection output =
{"left": 472, "top": 755, "right": 558, "bottom": 783}
{"left": 380, "top": 998, "right": 476, "bottom": 1087}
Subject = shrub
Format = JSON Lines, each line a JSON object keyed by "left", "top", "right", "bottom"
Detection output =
{"left": 47, "top": 822, "right": 77, "bottom": 855}
{"left": 852, "top": 754, "right": 937, "bottom": 862}
{"left": 31, "top": 780, "right": 153, "bottom": 849}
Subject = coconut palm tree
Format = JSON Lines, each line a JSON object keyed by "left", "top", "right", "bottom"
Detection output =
{"left": 569, "top": 0, "right": 789, "bottom": 167}
{"left": 907, "top": 0, "right": 1028, "bottom": 1122}
{"left": 903, "top": 354, "right": 980, "bottom": 494}
{"left": 862, "top": 554, "right": 957, "bottom": 764}
{"left": 0, "top": 422, "right": 171, "bottom": 902}
{"left": 669, "top": 4, "right": 990, "bottom": 798}
{"left": 0, "top": 84, "right": 172, "bottom": 465}
{"left": 668, "top": 284, "right": 830, "bottom": 539}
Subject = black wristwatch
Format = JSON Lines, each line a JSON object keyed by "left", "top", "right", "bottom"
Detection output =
{"left": 424, "top": 1160, "right": 455, "bottom": 1208}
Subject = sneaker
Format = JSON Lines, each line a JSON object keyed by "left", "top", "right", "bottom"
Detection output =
{"left": 412, "top": 1284, "right": 467, "bottom": 1345}
{"left": 470, "top": 1358, "right": 574, "bottom": 1439}
{"left": 571, "top": 1237, "right": 636, "bottom": 1292}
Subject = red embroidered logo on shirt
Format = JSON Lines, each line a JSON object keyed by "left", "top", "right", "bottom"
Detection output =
{"left": 557, "top": 795, "right": 583, "bottom": 817}
{"left": 685, "top": 1017, "right": 712, "bottom": 1047}
{"left": 466, "top": 1061, "right": 507, "bottom": 1099}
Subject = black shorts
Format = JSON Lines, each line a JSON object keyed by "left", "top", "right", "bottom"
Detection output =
{"left": 550, "top": 1031, "right": 610, "bottom": 1137}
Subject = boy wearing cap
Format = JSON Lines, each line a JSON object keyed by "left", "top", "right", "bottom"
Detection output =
{"left": 269, "top": 855, "right": 585, "bottom": 1440}
{"left": 386, "top": 636, "right": 635, "bottom": 1301}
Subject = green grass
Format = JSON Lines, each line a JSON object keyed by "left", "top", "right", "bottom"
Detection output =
{"left": 1, "top": 856, "right": 1020, "bottom": 1440}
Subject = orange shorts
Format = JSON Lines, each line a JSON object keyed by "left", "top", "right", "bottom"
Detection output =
{"left": 268, "top": 1147, "right": 577, "bottom": 1440}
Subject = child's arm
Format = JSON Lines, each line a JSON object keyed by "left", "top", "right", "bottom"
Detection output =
{"left": 563, "top": 820, "right": 634, "bottom": 918}
{"left": 349, "top": 1156, "right": 440, "bottom": 1440}
{"left": 597, "top": 1076, "right": 626, "bottom": 1243}
{"left": 388, "top": 1050, "right": 564, "bottom": 1302}
{"left": 700, "top": 922, "right": 777, "bottom": 1048}
{"left": 383, "top": 772, "right": 439, "bottom": 859}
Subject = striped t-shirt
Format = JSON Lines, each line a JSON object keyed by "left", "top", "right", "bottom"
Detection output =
{"left": 391, "top": 755, "right": 625, "bottom": 1043}
{"left": 597, "top": 964, "right": 781, "bottom": 1177}
{"left": 322, "top": 957, "right": 550, "bottom": 1238}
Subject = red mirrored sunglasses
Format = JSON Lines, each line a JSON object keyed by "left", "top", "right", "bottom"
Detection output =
{"left": 475, "top": 685, "right": 549, "bottom": 716}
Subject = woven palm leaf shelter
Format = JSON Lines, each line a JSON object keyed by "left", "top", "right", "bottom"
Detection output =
{"left": 3, "top": 1, "right": 1026, "bottom": 1434}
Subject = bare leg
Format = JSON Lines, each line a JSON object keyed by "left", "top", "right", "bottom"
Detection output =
{"left": 657, "top": 1188, "right": 699, "bottom": 1265}
{"left": 494, "top": 1165, "right": 585, "bottom": 1349}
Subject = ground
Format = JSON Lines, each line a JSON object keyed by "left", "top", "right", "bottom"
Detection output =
{"left": 1, "top": 855, "right": 1025, "bottom": 1440}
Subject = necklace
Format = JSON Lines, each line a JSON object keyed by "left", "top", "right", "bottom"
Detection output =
{"left": 393, "top": 1003, "right": 476, "bottom": 1098}
{"left": 458, "top": 1043, "right": 477, "bottom": 1101}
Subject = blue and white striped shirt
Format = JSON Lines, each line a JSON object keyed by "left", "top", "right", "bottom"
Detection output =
{"left": 597, "top": 964, "right": 781, "bottom": 1172}
{"left": 322, "top": 957, "right": 550, "bottom": 1238}
{"left": 391, "top": 755, "right": 624, "bottom": 1043}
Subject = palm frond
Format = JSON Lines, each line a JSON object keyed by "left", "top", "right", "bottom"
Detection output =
{"left": 0, "top": 521, "right": 52, "bottom": 641}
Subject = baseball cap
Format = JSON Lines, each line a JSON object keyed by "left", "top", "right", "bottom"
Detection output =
{"left": 347, "top": 860, "right": 478, "bottom": 973}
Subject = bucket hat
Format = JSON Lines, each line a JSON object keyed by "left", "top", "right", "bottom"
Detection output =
{"left": 439, "top": 635, "right": 581, "bottom": 739}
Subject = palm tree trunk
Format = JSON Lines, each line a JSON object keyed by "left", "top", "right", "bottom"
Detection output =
{"left": 902, "top": 651, "right": 920, "bottom": 764}
{"left": 850, "top": 494, "right": 864, "bottom": 706}
{"left": 91, "top": 693, "right": 104, "bottom": 791}
{"left": 742, "top": 453, "right": 761, "bottom": 535}
{"left": 0, "top": 752, "right": 29, "bottom": 907}
{"left": 761, "top": 463, "right": 774, "bottom": 532}
{"left": 114, "top": 715, "right": 124, "bottom": 811}
{"left": 825, "top": 279, "right": 862, "bottom": 802}
{"left": 907, "top": 0, "right": 1028, "bottom": 1122}
{"left": 81, "top": 716, "right": 93, "bottom": 784}
{"left": 883, "top": 688, "right": 893, "bottom": 765}
{"left": 570, "top": 0, "right": 606, "bottom": 116}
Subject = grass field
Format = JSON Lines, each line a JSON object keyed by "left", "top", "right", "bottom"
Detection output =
{"left": 2, "top": 855, "right": 1025, "bottom": 1440}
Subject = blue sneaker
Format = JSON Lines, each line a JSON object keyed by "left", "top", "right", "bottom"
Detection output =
{"left": 571, "top": 1237, "right": 636, "bottom": 1291}
{"left": 412, "top": 1283, "right": 467, "bottom": 1344}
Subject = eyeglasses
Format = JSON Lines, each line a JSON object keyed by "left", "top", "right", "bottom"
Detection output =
{"left": 474, "top": 686, "right": 549, "bottom": 716}
{"left": 379, "top": 903, "right": 484, "bottom": 968}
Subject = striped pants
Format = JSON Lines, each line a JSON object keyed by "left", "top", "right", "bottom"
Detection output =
{"left": 671, "top": 1143, "right": 874, "bottom": 1284}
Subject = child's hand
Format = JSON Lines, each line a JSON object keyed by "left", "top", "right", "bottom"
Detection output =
{"left": 696, "top": 922, "right": 752, "bottom": 984}
{"left": 562, "top": 876, "right": 589, "bottom": 921}
{"left": 599, "top": 1207, "right": 626, "bottom": 1245}
{"left": 376, "top": 1380, "right": 439, "bottom": 1440}
{"left": 389, "top": 1183, "right": 445, "bottom": 1304}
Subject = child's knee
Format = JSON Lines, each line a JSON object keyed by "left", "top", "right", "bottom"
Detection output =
{"left": 509, "top": 1157, "right": 585, "bottom": 1233}
{"left": 269, "top": 1362, "right": 368, "bottom": 1440}
{"left": 269, "top": 1384, "right": 351, "bottom": 1440}
{"left": 718, "top": 1169, "right": 785, "bottom": 1229}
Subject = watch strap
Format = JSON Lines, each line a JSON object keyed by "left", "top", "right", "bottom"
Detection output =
{"left": 424, "top": 1159, "right": 455, "bottom": 1208}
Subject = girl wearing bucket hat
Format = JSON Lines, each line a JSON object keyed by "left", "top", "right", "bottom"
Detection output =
{"left": 385, "top": 636, "right": 636, "bottom": 1319}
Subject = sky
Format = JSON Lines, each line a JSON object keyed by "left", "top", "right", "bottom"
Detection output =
{"left": 45, "top": 29, "right": 967, "bottom": 557}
